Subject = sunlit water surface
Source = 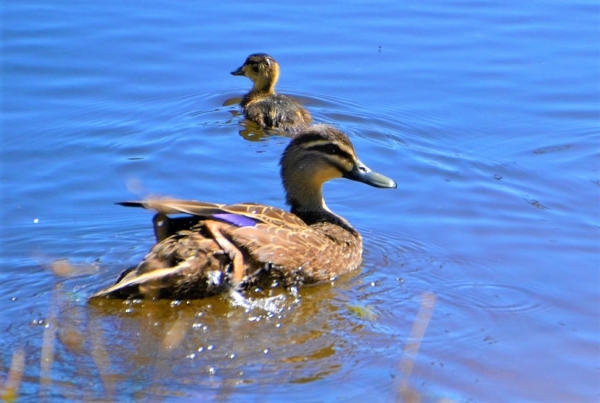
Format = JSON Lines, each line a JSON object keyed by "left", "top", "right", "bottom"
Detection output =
{"left": 1, "top": 0, "right": 599, "bottom": 402}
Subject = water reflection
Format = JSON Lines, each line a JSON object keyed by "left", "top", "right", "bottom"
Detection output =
{"left": 223, "top": 95, "right": 296, "bottom": 141}
{"left": 222, "top": 91, "right": 412, "bottom": 144}
{"left": 14, "top": 264, "right": 414, "bottom": 401}
{"left": 16, "top": 269, "right": 407, "bottom": 402}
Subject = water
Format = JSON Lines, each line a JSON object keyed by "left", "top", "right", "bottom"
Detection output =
{"left": 2, "top": 0, "right": 599, "bottom": 401}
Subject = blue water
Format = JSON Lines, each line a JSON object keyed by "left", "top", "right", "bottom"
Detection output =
{"left": 2, "top": 0, "right": 599, "bottom": 401}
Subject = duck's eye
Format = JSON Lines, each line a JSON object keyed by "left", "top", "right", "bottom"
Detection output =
{"left": 251, "top": 64, "right": 260, "bottom": 73}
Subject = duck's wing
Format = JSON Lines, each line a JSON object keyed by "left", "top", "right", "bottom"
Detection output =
{"left": 118, "top": 198, "right": 338, "bottom": 276}
{"left": 91, "top": 199, "right": 316, "bottom": 299}
{"left": 89, "top": 250, "right": 227, "bottom": 300}
{"left": 92, "top": 200, "right": 351, "bottom": 299}
{"left": 118, "top": 199, "right": 308, "bottom": 229}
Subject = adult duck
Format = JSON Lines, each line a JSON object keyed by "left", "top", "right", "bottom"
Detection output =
{"left": 91, "top": 125, "right": 396, "bottom": 300}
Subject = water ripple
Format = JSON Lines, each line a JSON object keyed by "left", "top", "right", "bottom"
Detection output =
{"left": 437, "top": 280, "right": 547, "bottom": 316}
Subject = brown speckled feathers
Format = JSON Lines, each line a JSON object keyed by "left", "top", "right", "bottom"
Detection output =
{"left": 91, "top": 125, "right": 396, "bottom": 300}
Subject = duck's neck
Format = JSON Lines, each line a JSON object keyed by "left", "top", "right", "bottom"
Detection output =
{"left": 282, "top": 168, "right": 358, "bottom": 234}
{"left": 284, "top": 176, "right": 328, "bottom": 215}
{"left": 250, "top": 65, "right": 279, "bottom": 96}
{"left": 285, "top": 183, "right": 357, "bottom": 234}
{"left": 250, "top": 79, "right": 276, "bottom": 96}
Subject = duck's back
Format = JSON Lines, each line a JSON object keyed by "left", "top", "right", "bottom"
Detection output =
{"left": 91, "top": 201, "right": 362, "bottom": 299}
{"left": 242, "top": 93, "right": 312, "bottom": 132}
{"left": 227, "top": 216, "right": 363, "bottom": 285}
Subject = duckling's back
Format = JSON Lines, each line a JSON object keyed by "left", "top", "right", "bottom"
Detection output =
{"left": 242, "top": 93, "right": 312, "bottom": 132}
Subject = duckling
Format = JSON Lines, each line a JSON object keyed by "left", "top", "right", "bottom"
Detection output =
{"left": 91, "top": 125, "right": 396, "bottom": 300}
{"left": 231, "top": 53, "right": 312, "bottom": 132}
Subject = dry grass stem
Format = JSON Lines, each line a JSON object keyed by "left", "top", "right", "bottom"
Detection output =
{"left": 1, "top": 348, "right": 25, "bottom": 403}
{"left": 396, "top": 292, "right": 437, "bottom": 403}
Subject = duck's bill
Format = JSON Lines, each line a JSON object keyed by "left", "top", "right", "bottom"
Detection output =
{"left": 230, "top": 66, "right": 245, "bottom": 76}
{"left": 345, "top": 159, "right": 397, "bottom": 189}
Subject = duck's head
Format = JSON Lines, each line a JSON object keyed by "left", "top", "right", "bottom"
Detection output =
{"left": 231, "top": 53, "right": 280, "bottom": 94}
{"left": 280, "top": 125, "right": 397, "bottom": 213}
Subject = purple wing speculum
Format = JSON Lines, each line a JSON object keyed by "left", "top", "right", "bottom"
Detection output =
{"left": 212, "top": 213, "right": 259, "bottom": 227}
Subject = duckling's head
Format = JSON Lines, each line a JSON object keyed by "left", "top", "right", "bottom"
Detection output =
{"left": 231, "top": 53, "right": 280, "bottom": 94}
{"left": 280, "top": 124, "right": 397, "bottom": 213}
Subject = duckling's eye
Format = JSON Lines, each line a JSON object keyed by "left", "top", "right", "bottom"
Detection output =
{"left": 326, "top": 145, "right": 339, "bottom": 155}
{"left": 251, "top": 64, "right": 260, "bottom": 73}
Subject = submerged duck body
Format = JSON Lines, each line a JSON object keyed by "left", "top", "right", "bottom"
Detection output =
{"left": 231, "top": 53, "right": 312, "bottom": 132}
{"left": 91, "top": 125, "right": 396, "bottom": 300}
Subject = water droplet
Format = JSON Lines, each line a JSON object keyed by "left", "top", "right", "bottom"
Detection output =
{"left": 207, "top": 270, "right": 222, "bottom": 285}
{"left": 229, "top": 353, "right": 236, "bottom": 359}
{"left": 263, "top": 348, "right": 270, "bottom": 354}
{"left": 33, "top": 218, "right": 39, "bottom": 224}
{"left": 207, "top": 344, "right": 214, "bottom": 351}
{"left": 208, "top": 367, "right": 216, "bottom": 375}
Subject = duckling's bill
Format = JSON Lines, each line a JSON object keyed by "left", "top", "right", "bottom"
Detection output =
{"left": 230, "top": 66, "right": 245, "bottom": 76}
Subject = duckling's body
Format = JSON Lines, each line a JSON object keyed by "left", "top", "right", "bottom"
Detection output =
{"left": 91, "top": 125, "right": 396, "bottom": 300}
{"left": 231, "top": 53, "right": 312, "bottom": 132}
